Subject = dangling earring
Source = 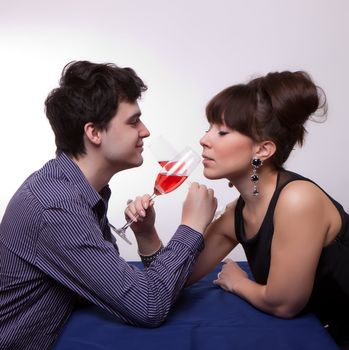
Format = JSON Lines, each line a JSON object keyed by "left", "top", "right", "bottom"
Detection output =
{"left": 251, "top": 157, "right": 263, "bottom": 196}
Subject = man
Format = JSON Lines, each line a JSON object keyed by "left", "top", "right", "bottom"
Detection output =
{"left": 0, "top": 61, "right": 217, "bottom": 349}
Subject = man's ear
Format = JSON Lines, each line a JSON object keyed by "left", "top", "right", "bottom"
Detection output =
{"left": 254, "top": 140, "right": 276, "bottom": 161}
{"left": 84, "top": 122, "right": 102, "bottom": 145}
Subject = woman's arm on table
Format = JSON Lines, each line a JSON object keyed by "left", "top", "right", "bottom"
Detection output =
{"left": 186, "top": 200, "right": 239, "bottom": 285}
{"left": 214, "top": 181, "right": 335, "bottom": 318}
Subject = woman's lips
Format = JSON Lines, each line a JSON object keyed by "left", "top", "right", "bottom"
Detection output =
{"left": 202, "top": 155, "right": 214, "bottom": 166}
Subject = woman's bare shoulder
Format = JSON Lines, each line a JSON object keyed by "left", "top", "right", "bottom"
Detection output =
{"left": 209, "top": 199, "right": 239, "bottom": 242}
{"left": 277, "top": 179, "right": 325, "bottom": 210}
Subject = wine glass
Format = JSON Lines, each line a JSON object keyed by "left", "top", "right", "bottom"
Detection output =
{"left": 109, "top": 146, "right": 201, "bottom": 244}
{"left": 147, "top": 135, "right": 178, "bottom": 168}
{"left": 109, "top": 135, "right": 177, "bottom": 245}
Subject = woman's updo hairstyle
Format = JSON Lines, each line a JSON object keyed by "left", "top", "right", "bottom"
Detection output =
{"left": 206, "top": 71, "right": 327, "bottom": 169}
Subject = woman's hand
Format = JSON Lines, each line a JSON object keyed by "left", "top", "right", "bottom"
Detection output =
{"left": 181, "top": 182, "right": 217, "bottom": 234}
{"left": 213, "top": 258, "right": 248, "bottom": 293}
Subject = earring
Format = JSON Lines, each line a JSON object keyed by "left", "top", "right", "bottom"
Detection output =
{"left": 251, "top": 157, "right": 263, "bottom": 196}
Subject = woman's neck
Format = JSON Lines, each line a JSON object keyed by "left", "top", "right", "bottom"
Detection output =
{"left": 233, "top": 166, "right": 279, "bottom": 214}
{"left": 233, "top": 167, "right": 279, "bottom": 238}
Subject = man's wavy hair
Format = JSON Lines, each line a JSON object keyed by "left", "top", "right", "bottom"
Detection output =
{"left": 45, "top": 60, "right": 147, "bottom": 157}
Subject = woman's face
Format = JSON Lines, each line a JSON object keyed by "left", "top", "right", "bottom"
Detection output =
{"left": 200, "top": 122, "right": 255, "bottom": 181}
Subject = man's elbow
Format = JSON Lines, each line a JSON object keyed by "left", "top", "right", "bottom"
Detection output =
{"left": 125, "top": 306, "right": 169, "bottom": 328}
{"left": 123, "top": 315, "right": 165, "bottom": 328}
{"left": 141, "top": 314, "right": 167, "bottom": 328}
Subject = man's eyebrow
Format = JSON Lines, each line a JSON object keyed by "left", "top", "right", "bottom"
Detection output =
{"left": 127, "top": 112, "right": 142, "bottom": 121}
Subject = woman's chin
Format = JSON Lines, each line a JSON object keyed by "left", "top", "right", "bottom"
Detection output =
{"left": 202, "top": 171, "right": 220, "bottom": 180}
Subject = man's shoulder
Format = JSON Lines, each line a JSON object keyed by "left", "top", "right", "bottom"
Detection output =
{"left": 27, "top": 159, "right": 80, "bottom": 208}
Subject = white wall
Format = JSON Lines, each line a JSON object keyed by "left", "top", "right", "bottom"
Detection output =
{"left": 1, "top": 0, "right": 348, "bottom": 261}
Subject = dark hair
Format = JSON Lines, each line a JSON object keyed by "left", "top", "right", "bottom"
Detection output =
{"left": 206, "top": 71, "right": 327, "bottom": 169}
{"left": 45, "top": 60, "right": 147, "bottom": 157}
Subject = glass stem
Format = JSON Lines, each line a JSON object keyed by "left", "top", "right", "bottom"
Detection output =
{"left": 124, "top": 192, "right": 157, "bottom": 228}
{"left": 108, "top": 193, "right": 158, "bottom": 245}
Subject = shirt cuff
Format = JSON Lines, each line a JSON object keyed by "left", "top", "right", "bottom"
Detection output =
{"left": 170, "top": 224, "right": 204, "bottom": 253}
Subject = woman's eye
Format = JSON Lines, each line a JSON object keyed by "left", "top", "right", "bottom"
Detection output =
{"left": 218, "top": 131, "right": 229, "bottom": 136}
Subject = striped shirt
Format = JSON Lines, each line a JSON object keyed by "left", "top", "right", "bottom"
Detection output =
{"left": 0, "top": 153, "right": 204, "bottom": 350}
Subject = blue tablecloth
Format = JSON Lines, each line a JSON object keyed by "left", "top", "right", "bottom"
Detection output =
{"left": 53, "top": 262, "right": 338, "bottom": 350}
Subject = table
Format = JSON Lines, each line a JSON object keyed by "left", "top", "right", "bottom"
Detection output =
{"left": 53, "top": 262, "right": 338, "bottom": 350}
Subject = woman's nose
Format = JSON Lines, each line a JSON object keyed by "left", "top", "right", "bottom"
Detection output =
{"left": 200, "top": 133, "right": 209, "bottom": 147}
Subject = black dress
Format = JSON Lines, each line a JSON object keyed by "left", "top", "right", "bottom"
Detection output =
{"left": 235, "top": 170, "right": 349, "bottom": 346}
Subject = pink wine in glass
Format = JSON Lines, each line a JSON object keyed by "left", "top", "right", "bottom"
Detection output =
{"left": 109, "top": 147, "right": 200, "bottom": 245}
{"left": 154, "top": 173, "right": 188, "bottom": 195}
{"left": 153, "top": 161, "right": 188, "bottom": 195}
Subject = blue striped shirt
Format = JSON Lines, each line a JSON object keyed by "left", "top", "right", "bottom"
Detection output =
{"left": 0, "top": 153, "right": 204, "bottom": 350}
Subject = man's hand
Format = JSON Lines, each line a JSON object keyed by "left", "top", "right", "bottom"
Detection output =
{"left": 125, "top": 194, "right": 156, "bottom": 236}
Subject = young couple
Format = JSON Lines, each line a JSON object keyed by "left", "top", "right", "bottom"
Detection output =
{"left": 1, "top": 60, "right": 348, "bottom": 349}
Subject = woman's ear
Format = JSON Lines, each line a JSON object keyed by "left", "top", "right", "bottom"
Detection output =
{"left": 84, "top": 122, "right": 102, "bottom": 145}
{"left": 254, "top": 140, "right": 276, "bottom": 161}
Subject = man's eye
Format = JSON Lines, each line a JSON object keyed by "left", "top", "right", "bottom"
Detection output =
{"left": 218, "top": 131, "right": 229, "bottom": 136}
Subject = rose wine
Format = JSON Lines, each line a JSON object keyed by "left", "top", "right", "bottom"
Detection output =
{"left": 159, "top": 161, "right": 187, "bottom": 172}
{"left": 154, "top": 173, "right": 188, "bottom": 195}
{"left": 110, "top": 146, "right": 199, "bottom": 245}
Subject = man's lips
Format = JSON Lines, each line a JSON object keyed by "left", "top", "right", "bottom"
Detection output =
{"left": 136, "top": 143, "right": 144, "bottom": 152}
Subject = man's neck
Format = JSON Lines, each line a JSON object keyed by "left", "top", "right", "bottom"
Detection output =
{"left": 72, "top": 155, "right": 113, "bottom": 193}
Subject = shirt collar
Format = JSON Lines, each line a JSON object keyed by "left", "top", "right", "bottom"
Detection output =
{"left": 55, "top": 152, "right": 111, "bottom": 209}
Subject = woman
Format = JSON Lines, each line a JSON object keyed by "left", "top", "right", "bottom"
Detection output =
{"left": 188, "top": 70, "right": 349, "bottom": 348}
{"left": 126, "top": 71, "right": 348, "bottom": 347}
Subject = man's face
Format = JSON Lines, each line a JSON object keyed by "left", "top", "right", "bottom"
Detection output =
{"left": 100, "top": 101, "right": 150, "bottom": 172}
